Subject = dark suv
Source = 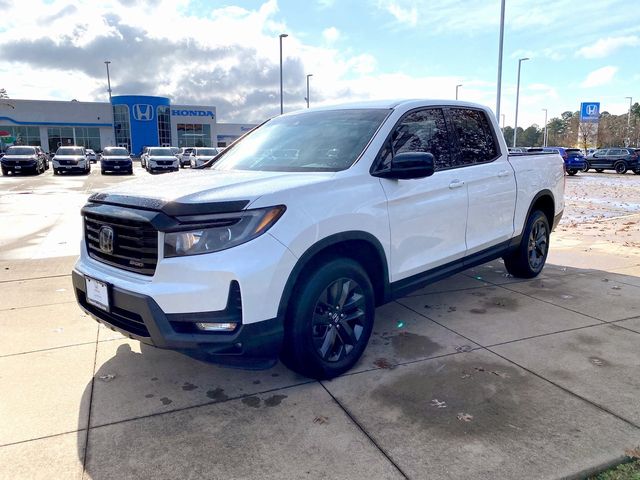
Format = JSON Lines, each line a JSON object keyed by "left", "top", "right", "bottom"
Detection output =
{"left": 585, "top": 148, "right": 639, "bottom": 174}
{"left": 1, "top": 145, "right": 48, "bottom": 175}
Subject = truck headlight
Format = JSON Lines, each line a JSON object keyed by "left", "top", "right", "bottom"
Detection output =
{"left": 163, "top": 205, "right": 286, "bottom": 258}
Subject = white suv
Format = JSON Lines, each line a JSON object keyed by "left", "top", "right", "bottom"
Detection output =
{"left": 72, "top": 100, "right": 564, "bottom": 379}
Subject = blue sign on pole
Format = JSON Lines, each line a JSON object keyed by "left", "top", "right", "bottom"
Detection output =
{"left": 580, "top": 102, "right": 600, "bottom": 122}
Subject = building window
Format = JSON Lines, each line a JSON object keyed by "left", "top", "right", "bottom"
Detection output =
{"left": 113, "top": 104, "right": 131, "bottom": 151}
{"left": 157, "top": 106, "right": 172, "bottom": 146}
{"left": 0, "top": 125, "right": 40, "bottom": 148}
{"left": 176, "top": 123, "right": 211, "bottom": 147}
{"left": 75, "top": 127, "right": 101, "bottom": 151}
{"left": 47, "top": 127, "right": 75, "bottom": 152}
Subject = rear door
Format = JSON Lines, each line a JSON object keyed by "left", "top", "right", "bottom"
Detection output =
{"left": 376, "top": 107, "right": 469, "bottom": 281}
{"left": 447, "top": 107, "right": 516, "bottom": 255}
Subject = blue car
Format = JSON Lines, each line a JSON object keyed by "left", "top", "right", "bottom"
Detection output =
{"left": 543, "top": 147, "right": 586, "bottom": 175}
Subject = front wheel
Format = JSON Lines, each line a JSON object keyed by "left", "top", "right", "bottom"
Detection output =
{"left": 1, "top": 166, "right": 8, "bottom": 176}
{"left": 503, "top": 210, "right": 550, "bottom": 279}
{"left": 281, "top": 258, "right": 375, "bottom": 379}
{"left": 614, "top": 162, "right": 627, "bottom": 174}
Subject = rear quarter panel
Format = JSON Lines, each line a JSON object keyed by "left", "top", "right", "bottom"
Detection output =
{"left": 508, "top": 153, "right": 565, "bottom": 236}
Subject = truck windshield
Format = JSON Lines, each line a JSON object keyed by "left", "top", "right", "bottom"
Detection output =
{"left": 7, "top": 147, "right": 36, "bottom": 155}
{"left": 56, "top": 147, "right": 84, "bottom": 155}
{"left": 213, "top": 109, "right": 390, "bottom": 172}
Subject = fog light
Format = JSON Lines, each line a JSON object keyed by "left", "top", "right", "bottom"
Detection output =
{"left": 195, "top": 322, "right": 237, "bottom": 332}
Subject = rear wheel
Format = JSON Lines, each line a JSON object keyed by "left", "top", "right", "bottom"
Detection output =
{"left": 281, "top": 258, "right": 375, "bottom": 379}
{"left": 614, "top": 162, "right": 627, "bottom": 174}
{"left": 503, "top": 210, "right": 550, "bottom": 279}
{"left": 582, "top": 165, "right": 589, "bottom": 172}
{"left": 567, "top": 169, "right": 577, "bottom": 176}
{"left": 595, "top": 168, "right": 604, "bottom": 173}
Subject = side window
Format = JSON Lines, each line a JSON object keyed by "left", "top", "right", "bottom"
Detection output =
{"left": 449, "top": 108, "right": 498, "bottom": 165}
{"left": 376, "top": 108, "right": 452, "bottom": 171}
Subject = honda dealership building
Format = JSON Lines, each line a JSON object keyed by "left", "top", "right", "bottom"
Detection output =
{"left": 0, "top": 95, "right": 255, "bottom": 155}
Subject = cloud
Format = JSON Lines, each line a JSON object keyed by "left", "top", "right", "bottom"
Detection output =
{"left": 378, "top": 0, "right": 418, "bottom": 27}
{"left": 322, "top": 26, "right": 340, "bottom": 43}
{"left": 577, "top": 35, "right": 640, "bottom": 58}
{"left": 580, "top": 66, "right": 618, "bottom": 88}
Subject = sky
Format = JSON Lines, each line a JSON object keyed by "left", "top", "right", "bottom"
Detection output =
{"left": 0, "top": 0, "right": 638, "bottom": 127}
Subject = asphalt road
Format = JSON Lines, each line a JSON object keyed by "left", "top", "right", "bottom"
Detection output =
{"left": 1, "top": 166, "right": 639, "bottom": 479}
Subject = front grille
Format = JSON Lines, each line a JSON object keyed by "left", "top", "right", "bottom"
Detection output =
{"left": 84, "top": 212, "right": 158, "bottom": 276}
{"left": 59, "top": 160, "right": 77, "bottom": 165}
{"left": 78, "top": 289, "right": 150, "bottom": 337}
{"left": 156, "top": 161, "right": 173, "bottom": 166}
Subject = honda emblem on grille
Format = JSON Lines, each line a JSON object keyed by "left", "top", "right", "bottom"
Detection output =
{"left": 99, "top": 226, "right": 115, "bottom": 254}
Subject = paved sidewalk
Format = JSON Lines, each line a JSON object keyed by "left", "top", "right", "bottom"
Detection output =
{"left": 1, "top": 248, "right": 639, "bottom": 479}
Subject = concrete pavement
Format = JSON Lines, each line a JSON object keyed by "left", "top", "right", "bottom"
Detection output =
{"left": 1, "top": 169, "right": 639, "bottom": 479}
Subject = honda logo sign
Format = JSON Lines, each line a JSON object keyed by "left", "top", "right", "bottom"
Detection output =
{"left": 133, "top": 104, "right": 154, "bottom": 121}
{"left": 98, "top": 226, "right": 115, "bottom": 254}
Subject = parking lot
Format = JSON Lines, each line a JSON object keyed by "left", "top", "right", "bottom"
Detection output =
{"left": 1, "top": 166, "right": 639, "bottom": 479}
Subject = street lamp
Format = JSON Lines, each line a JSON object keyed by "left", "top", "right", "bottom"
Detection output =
{"left": 104, "top": 60, "right": 112, "bottom": 103}
{"left": 542, "top": 108, "right": 548, "bottom": 147}
{"left": 455, "top": 84, "right": 462, "bottom": 100}
{"left": 495, "top": 0, "right": 506, "bottom": 121}
{"left": 513, "top": 57, "right": 529, "bottom": 148}
{"left": 306, "top": 74, "right": 313, "bottom": 108}
{"left": 279, "top": 33, "right": 288, "bottom": 115}
{"left": 625, "top": 96, "right": 632, "bottom": 147}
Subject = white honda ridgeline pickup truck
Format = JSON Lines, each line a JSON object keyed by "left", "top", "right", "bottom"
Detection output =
{"left": 73, "top": 100, "right": 564, "bottom": 379}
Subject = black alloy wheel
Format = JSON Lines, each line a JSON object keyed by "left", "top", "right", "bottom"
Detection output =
{"left": 527, "top": 218, "right": 549, "bottom": 272}
{"left": 614, "top": 162, "right": 627, "bottom": 174}
{"left": 503, "top": 210, "right": 550, "bottom": 278}
{"left": 282, "top": 258, "right": 375, "bottom": 379}
{"left": 311, "top": 278, "right": 367, "bottom": 363}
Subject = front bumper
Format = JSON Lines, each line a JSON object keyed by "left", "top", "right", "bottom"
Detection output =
{"left": 72, "top": 270, "right": 283, "bottom": 360}
{"left": 102, "top": 160, "right": 132, "bottom": 171}
{"left": 1, "top": 159, "right": 37, "bottom": 171}
{"left": 149, "top": 161, "right": 178, "bottom": 172}
{"left": 54, "top": 160, "right": 87, "bottom": 172}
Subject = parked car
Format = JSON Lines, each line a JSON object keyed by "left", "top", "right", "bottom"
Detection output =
{"left": 35, "top": 146, "right": 50, "bottom": 170}
{"left": 143, "top": 147, "right": 179, "bottom": 173}
{"left": 53, "top": 146, "right": 90, "bottom": 175}
{"left": 86, "top": 149, "right": 97, "bottom": 163}
{"left": 585, "top": 148, "right": 639, "bottom": 174}
{"left": 72, "top": 100, "right": 564, "bottom": 379}
{"left": 140, "top": 146, "right": 150, "bottom": 168}
{"left": 189, "top": 147, "right": 220, "bottom": 168}
{"left": 100, "top": 146, "right": 133, "bottom": 175}
{"left": 177, "top": 147, "right": 194, "bottom": 168}
{"left": 1, "top": 145, "right": 47, "bottom": 175}
{"left": 540, "top": 147, "right": 586, "bottom": 175}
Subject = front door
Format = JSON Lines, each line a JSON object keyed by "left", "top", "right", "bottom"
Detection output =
{"left": 376, "top": 107, "right": 469, "bottom": 282}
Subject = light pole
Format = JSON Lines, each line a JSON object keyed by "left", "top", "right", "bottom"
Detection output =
{"left": 542, "top": 108, "right": 548, "bottom": 147}
{"left": 279, "top": 33, "right": 288, "bottom": 115}
{"left": 501, "top": 114, "right": 505, "bottom": 131}
{"left": 513, "top": 57, "right": 529, "bottom": 148}
{"left": 455, "top": 84, "right": 462, "bottom": 100}
{"left": 104, "top": 61, "right": 112, "bottom": 103}
{"left": 306, "top": 74, "right": 313, "bottom": 108}
{"left": 625, "top": 96, "right": 632, "bottom": 147}
{"left": 495, "top": 0, "right": 506, "bottom": 122}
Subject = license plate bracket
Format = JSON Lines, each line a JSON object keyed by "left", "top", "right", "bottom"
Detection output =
{"left": 85, "top": 276, "right": 110, "bottom": 312}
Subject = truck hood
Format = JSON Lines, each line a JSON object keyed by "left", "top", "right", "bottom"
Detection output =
{"left": 89, "top": 169, "right": 335, "bottom": 216}
{"left": 2, "top": 155, "right": 36, "bottom": 160}
{"left": 148, "top": 155, "right": 178, "bottom": 161}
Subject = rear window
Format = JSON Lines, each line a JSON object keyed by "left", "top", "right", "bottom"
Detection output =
{"left": 449, "top": 108, "right": 498, "bottom": 165}
{"left": 6, "top": 146, "right": 36, "bottom": 155}
{"left": 102, "top": 148, "right": 129, "bottom": 156}
{"left": 566, "top": 149, "right": 581, "bottom": 153}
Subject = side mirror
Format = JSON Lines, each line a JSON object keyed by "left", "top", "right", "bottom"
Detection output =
{"left": 374, "top": 152, "right": 435, "bottom": 180}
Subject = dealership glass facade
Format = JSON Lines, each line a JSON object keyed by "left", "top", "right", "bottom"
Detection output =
{"left": 157, "top": 106, "right": 172, "bottom": 146}
{"left": 176, "top": 123, "right": 212, "bottom": 147}
{"left": 113, "top": 104, "right": 131, "bottom": 150}
{"left": 45, "top": 126, "right": 101, "bottom": 152}
{"left": 0, "top": 125, "right": 40, "bottom": 146}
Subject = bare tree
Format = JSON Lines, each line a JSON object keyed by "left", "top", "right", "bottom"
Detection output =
{"left": 578, "top": 123, "right": 598, "bottom": 153}
{"left": 0, "top": 88, "right": 8, "bottom": 99}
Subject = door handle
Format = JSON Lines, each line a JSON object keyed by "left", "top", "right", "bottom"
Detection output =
{"left": 448, "top": 180, "right": 465, "bottom": 189}
{"left": 497, "top": 170, "right": 511, "bottom": 177}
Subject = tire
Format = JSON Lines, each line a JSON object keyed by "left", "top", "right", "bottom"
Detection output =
{"left": 634, "top": 169, "right": 640, "bottom": 175}
{"left": 128, "top": 168, "right": 134, "bottom": 175}
{"left": 595, "top": 168, "right": 604, "bottom": 173}
{"left": 503, "top": 210, "right": 550, "bottom": 279}
{"left": 582, "top": 165, "right": 589, "bottom": 172}
{"left": 101, "top": 169, "right": 106, "bottom": 175}
{"left": 567, "top": 169, "right": 577, "bottom": 176}
{"left": 53, "top": 169, "right": 59, "bottom": 175}
{"left": 1, "top": 166, "right": 8, "bottom": 176}
{"left": 281, "top": 258, "right": 375, "bottom": 379}
{"left": 614, "top": 162, "right": 627, "bottom": 174}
